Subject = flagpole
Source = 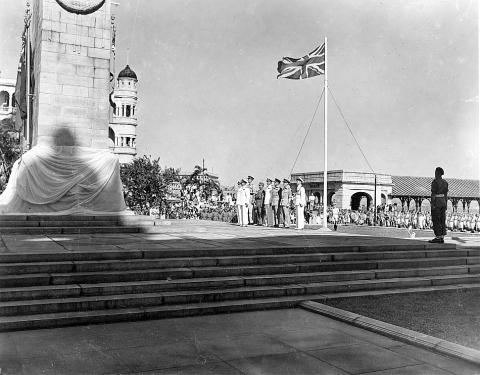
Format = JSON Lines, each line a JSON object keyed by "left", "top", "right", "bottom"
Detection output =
{"left": 322, "top": 37, "right": 328, "bottom": 229}
{"left": 25, "top": 9, "right": 30, "bottom": 149}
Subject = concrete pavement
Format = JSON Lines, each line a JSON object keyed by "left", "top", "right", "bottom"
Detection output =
{"left": 1, "top": 308, "right": 479, "bottom": 375}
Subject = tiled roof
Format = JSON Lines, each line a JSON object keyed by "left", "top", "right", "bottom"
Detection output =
{"left": 392, "top": 176, "right": 480, "bottom": 198}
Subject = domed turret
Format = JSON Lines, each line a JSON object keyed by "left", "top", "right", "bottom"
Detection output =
{"left": 118, "top": 65, "right": 137, "bottom": 80}
{"left": 109, "top": 64, "right": 139, "bottom": 164}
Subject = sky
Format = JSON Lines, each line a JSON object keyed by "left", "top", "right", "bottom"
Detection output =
{"left": 0, "top": 0, "right": 478, "bottom": 185}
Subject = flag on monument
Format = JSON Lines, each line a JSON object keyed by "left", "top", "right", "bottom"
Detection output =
{"left": 14, "top": 49, "right": 27, "bottom": 131}
{"left": 277, "top": 43, "right": 325, "bottom": 80}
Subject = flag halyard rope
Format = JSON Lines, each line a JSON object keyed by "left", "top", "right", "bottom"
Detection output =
{"left": 290, "top": 88, "right": 325, "bottom": 175}
{"left": 328, "top": 87, "right": 375, "bottom": 174}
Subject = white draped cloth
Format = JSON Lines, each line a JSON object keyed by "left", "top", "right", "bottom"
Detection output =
{"left": 0, "top": 145, "right": 127, "bottom": 215}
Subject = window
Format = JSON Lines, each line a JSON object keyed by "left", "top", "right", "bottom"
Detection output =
{"left": 126, "top": 105, "right": 131, "bottom": 117}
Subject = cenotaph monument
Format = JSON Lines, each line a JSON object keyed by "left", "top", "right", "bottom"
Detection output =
{"left": 0, "top": 0, "right": 126, "bottom": 214}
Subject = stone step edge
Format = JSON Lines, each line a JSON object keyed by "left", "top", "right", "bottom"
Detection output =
{"left": 0, "top": 248, "right": 468, "bottom": 265}
{"left": 2, "top": 271, "right": 480, "bottom": 301}
{"left": 0, "top": 225, "right": 141, "bottom": 235}
{"left": 2, "top": 255, "right": 476, "bottom": 273}
{"left": 0, "top": 244, "right": 460, "bottom": 262}
{"left": 2, "top": 283, "right": 480, "bottom": 332}
{"left": 300, "top": 300, "right": 480, "bottom": 366}
{"left": 1, "top": 264, "right": 478, "bottom": 288}
{"left": 3, "top": 276, "right": 480, "bottom": 312}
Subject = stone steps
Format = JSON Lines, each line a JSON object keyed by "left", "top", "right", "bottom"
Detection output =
{"left": 1, "top": 283, "right": 480, "bottom": 332}
{"left": 0, "top": 243, "right": 463, "bottom": 264}
{"left": 3, "top": 275, "right": 480, "bottom": 317}
{"left": 1, "top": 235, "right": 478, "bottom": 331}
{"left": 0, "top": 226, "right": 141, "bottom": 234}
{"left": 0, "top": 214, "right": 154, "bottom": 234}
{"left": 2, "top": 270, "right": 480, "bottom": 303}
{"left": 2, "top": 250, "right": 471, "bottom": 275}
{"left": 0, "top": 264, "right": 476, "bottom": 289}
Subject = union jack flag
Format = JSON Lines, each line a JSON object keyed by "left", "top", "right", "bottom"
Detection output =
{"left": 277, "top": 43, "right": 325, "bottom": 80}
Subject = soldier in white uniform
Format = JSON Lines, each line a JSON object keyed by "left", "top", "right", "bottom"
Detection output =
{"left": 237, "top": 179, "right": 250, "bottom": 227}
{"left": 264, "top": 178, "right": 273, "bottom": 226}
{"left": 247, "top": 176, "right": 255, "bottom": 225}
{"left": 295, "top": 178, "right": 306, "bottom": 229}
{"left": 235, "top": 181, "right": 242, "bottom": 226}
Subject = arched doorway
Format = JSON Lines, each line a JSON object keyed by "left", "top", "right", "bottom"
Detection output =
{"left": 328, "top": 191, "right": 337, "bottom": 206}
{"left": 0, "top": 91, "right": 9, "bottom": 109}
{"left": 420, "top": 198, "right": 431, "bottom": 212}
{"left": 469, "top": 200, "right": 479, "bottom": 214}
{"left": 108, "top": 127, "right": 115, "bottom": 147}
{"left": 350, "top": 192, "right": 372, "bottom": 211}
{"left": 381, "top": 194, "right": 386, "bottom": 205}
{"left": 447, "top": 200, "right": 454, "bottom": 213}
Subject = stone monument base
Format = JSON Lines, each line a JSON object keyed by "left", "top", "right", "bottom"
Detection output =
{"left": 0, "top": 145, "right": 126, "bottom": 215}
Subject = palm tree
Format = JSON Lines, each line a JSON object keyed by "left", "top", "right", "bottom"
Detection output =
{"left": 185, "top": 165, "right": 220, "bottom": 201}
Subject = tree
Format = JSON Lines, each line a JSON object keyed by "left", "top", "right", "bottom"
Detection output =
{"left": 0, "top": 116, "right": 22, "bottom": 194}
{"left": 162, "top": 167, "right": 181, "bottom": 184}
{"left": 186, "top": 165, "right": 205, "bottom": 185}
{"left": 120, "top": 155, "right": 165, "bottom": 215}
{"left": 184, "top": 165, "right": 221, "bottom": 200}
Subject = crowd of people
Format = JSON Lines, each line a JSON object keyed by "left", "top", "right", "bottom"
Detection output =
{"left": 319, "top": 206, "right": 480, "bottom": 233}
{"left": 149, "top": 170, "right": 480, "bottom": 235}
{"left": 234, "top": 176, "right": 307, "bottom": 229}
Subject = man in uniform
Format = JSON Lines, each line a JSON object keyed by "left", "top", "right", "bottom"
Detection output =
{"left": 430, "top": 167, "right": 448, "bottom": 243}
{"left": 264, "top": 178, "right": 273, "bottom": 226}
{"left": 254, "top": 182, "right": 265, "bottom": 226}
{"left": 271, "top": 179, "right": 281, "bottom": 227}
{"left": 280, "top": 179, "right": 292, "bottom": 228}
{"left": 237, "top": 179, "right": 250, "bottom": 227}
{"left": 247, "top": 176, "right": 255, "bottom": 224}
{"left": 235, "top": 181, "right": 243, "bottom": 226}
{"left": 295, "top": 177, "right": 306, "bottom": 229}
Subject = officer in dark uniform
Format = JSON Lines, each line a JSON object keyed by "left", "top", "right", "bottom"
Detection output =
{"left": 429, "top": 167, "right": 448, "bottom": 243}
{"left": 271, "top": 179, "right": 281, "bottom": 227}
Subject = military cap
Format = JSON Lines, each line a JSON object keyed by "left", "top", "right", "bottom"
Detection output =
{"left": 283, "top": 178, "right": 290, "bottom": 184}
{"left": 296, "top": 177, "right": 304, "bottom": 183}
{"left": 266, "top": 178, "right": 272, "bottom": 182}
{"left": 274, "top": 178, "right": 281, "bottom": 183}
{"left": 241, "top": 178, "right": 247, "bottom": 183}
{"left": 247, "top": 175, "right": 254, "bottom": 180}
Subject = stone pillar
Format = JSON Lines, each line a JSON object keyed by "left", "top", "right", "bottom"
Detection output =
{"left": 31, "top": 0, "right": 111, "bottom": 148}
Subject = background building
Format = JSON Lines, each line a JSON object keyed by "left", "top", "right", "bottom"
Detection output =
{"left": 109, "top": 65, "right": 138, "bottom": 164}
{"left": 0, "top": 76, "right": 16, "bottom": 122}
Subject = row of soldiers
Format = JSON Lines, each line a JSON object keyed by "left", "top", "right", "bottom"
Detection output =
{"left": 324, "top": 208, "right": 480, "bottom": 233}
{"left": 235, "top": 176, "right": 306, "bottom": 229}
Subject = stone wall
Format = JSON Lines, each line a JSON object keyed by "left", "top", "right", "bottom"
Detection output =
{"left": 31, "top": 0, "right": 112, "bottom": 148}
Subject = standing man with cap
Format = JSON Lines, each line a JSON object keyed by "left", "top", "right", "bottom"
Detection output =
{"left": 237, "top": 179, "right": 250, "bottom": 227}
{"left": 254, "top": 182, "right": 265, "bottom": 226}
{"left": 280, "top": 179, "right": 292, "bottom": 228}
{"left": 295, "top": 177, "right": 307, "bottom": 229}
{"left": 430, "top": 167, "right": 448, "bottom": 243}
{"left": 247, "top": 176, "right": 255, "bottom": 225}
{"left": 235, "top": 181, "right": 242, "bottom": 226}
{"left": 271, "top": 179, "right": 281, "bottom": 227}
{"left": 264, "top": 178, "right": 273, "bottom": 226}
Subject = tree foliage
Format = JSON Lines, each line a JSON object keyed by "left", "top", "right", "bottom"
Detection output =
{"left": 0, "top": 116, "right": 22, "bottom": 194}
{"left": 185, "top": 164, "right": 221, "bottom": 200}
{"left": 120, "top": 155, "right": 166, "bottom": 215}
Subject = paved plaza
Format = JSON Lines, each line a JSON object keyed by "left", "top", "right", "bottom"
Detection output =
{"left": 1, "top": 308, "right": 479, "bottom": 375}
{"left": 0, "top": 220, "right": 478, "bottom": 254}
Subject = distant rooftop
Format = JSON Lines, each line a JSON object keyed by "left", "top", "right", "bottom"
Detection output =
{"left": 392, "top": 175, "right": 480, "bottom": 199}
